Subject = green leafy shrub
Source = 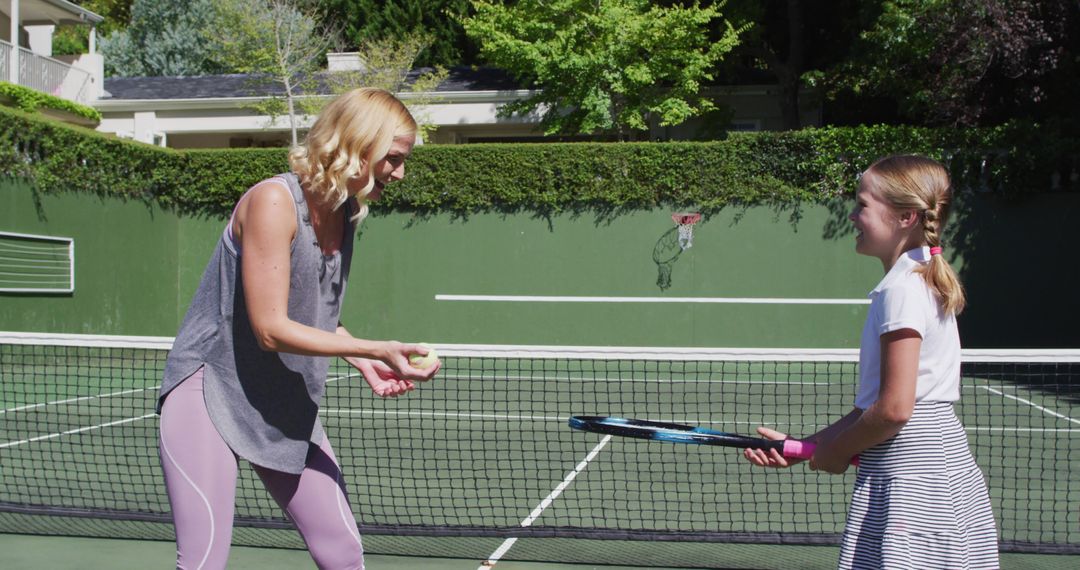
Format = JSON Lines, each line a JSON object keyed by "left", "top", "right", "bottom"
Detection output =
{"left": 0, "top": 103, "right": 1074, "bottom": 221}
{"left": 0, "top": 82, "right": 102, "bottom": 123}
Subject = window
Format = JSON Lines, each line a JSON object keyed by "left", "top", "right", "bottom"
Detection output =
{"left": 0, "top": 231, "right": 75, "bottom": 293}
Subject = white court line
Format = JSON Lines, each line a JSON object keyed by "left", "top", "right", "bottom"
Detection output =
{"left": 437, "top": 294, "right": 870, "bottom": 305}
{"left": 968, "top": 427, "right": 1080, "bottom": 433}
{"left": 976, "top": 385, "right": 1080, "bottom": 426}
{"left": 1, "top": 413, "right": 156, "bottom": 448}
{"left": 321, "top": 406, "right": 1080, "bottom": 440}
{"left": 437, "top": 373, "right": 838, "bottom": 385}
{"left": 479, "top": 435, "right": 612, "bottom": 570}
{"left": 0, "top": 371, "right": 825, "bottom": 418}
{"left": 322, "top": 408, "right": 1080, "bottom": 435}
{"left": 1, "top": 374, "right": 352, "bottom": 416}
{"left": 323, "top": 409, "right": 565, "bottom": 422}
{"left": 438, "top": 344, "right": 861, "bottom": 361}
{"left": 0, "top": 387, "right": 154, "bottom": 415}
{"left": 0, "top": 376, "right": 357, "bottom": 448}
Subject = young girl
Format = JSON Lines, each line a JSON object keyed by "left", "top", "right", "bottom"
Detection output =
{"left": 743, "top": 155, "right": 998, "bottom": 569}
{"left": 157, "top": 88, "right": 439, "bottom": 569}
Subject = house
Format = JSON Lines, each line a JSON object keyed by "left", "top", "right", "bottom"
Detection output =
{"left": 0, "top": 4, "right": 820, "bottom": 148}
{"left": 96, "top": 59, "right": 545, "bottom": 148}
{"left": 0, "top": 0, "right": 104, "bottom": 104}
{"left": 95, "top": 55, "right": 822, "bottom": 148}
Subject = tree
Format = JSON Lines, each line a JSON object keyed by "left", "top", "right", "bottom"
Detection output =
{"left": 461, "top": 0, "right": 744, "bottom": 139}
{"left": 99, "top": 0, "right": 226, "bottom": 77}
{"left": 213, "top": 1, "right": 447, "bottom": 144}
{"left": 315, "top": 0, "right": 479, "bottom": 68}
{"left": 818, "top": 0, "right": 1077, "bottom": 127}
{"left": 53, "top": 0, "right": 135, "bottom": 56}
{"left": 325, "top": 33, "right": 449, "bottom": 140}
{"left": 719, "top": 0, "right": 866, "bottom": 130}
{"left": 212, "top": 0, "right": 338, "bottom": 145}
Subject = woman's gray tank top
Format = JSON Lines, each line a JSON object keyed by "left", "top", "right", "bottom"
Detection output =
{"left": 158, "top": 173, "right": 355, "bottom": 474}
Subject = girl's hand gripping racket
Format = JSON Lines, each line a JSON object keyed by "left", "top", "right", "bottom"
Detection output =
{"left": 568, "top": 416, "right": 858, "bottom": 465}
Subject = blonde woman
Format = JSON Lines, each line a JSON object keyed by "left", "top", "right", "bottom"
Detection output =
{"left": 744, "top": 155, "right": 998, "bottom": 569}
{"left": 157, "top": 88, "right": 437, "bottom": 569}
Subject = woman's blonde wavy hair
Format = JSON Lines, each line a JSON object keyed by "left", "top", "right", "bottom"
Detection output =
{"left": 867, "top": 155, "right": 966, "bottom": 315}
{"left": 288, "top": 88, "right": 417, "bottom": 222}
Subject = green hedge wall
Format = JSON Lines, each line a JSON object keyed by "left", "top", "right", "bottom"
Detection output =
{"left": 0, "top": 82, "right": 102, "bottom": 123}
{"left": 0, "top": 103, "right": 1075, "bottom": 220}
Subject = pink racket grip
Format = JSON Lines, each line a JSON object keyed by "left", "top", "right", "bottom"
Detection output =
{"left": 781, "top": 439, "right": 859, "bottom": 466}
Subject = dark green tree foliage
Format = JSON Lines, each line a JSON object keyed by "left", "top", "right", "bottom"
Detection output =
{"left": 100, "top": 0, "right": 227, "bottom": 77}
{"left": 316, "top": 0, "right": 478, "bottom": 67}
{"left": 822, "top": 0, "right": 1079, "bottom": 127}
{"left": 717, "top": 0, "right": 866, "bottom": 129}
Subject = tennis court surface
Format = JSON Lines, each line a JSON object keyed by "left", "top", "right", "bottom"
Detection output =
{"left": 1, "top": 332, "right": 1078, "bottom": 568}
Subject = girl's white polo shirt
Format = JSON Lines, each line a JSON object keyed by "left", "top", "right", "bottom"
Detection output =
{"left": 855, "top": 246, "right": 962, "bottom": 410}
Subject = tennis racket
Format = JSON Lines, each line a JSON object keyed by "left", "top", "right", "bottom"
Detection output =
{"left": 568, "top": 415, "right": 857, "bottom": 465}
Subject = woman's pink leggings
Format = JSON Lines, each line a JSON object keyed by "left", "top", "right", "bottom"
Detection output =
{"left": 159, "top": 368, "right": 364, "bottom": 570}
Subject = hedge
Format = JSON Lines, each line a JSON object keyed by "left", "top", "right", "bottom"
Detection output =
{"left": 0, "top": 82, "right": 102, "bottom": 123}
{"left": 0, "top": 103, "right": 1075, "bottom": 220}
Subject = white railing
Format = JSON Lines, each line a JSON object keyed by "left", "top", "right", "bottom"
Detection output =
{"left": 0, "top": 41, "right": 10, "bottom": 83}
{"left": 0, "top": 40, "right": 93, "bottom": 104}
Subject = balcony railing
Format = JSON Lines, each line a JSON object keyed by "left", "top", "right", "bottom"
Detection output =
{"left": 0, "top": 40, "right": 93, "bottom": 104}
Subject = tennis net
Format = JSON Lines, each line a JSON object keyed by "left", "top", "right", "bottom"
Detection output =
{"left": 1, "top": 332, "right": 1078, "bottom": 557}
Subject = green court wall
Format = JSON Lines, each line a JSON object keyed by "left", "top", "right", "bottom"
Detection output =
{"left": 1, "top": 180, "right": 181, "bottom": 336}
{"left": 3, "top": 179, "right": 1077, "bottom": 348}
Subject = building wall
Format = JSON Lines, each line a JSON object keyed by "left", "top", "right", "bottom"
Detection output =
{"left": 94, "top": 85, "right": 822, "bottom": 148}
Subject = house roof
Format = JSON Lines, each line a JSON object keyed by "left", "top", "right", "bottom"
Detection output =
{"left": 1, "top": 0, "right": 104, "bottom": 25}
{"left": 102, "top": 67, "right": 524, "bottom": 101}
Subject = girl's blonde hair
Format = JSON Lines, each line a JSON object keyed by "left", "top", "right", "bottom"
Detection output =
{"left": 288, "top": 88, "right": 417, "bottom": 222}
{"left": 867, "top": 155, "right": 966, "bottom": 315}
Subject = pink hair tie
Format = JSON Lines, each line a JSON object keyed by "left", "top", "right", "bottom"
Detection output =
{"left": 929, "top": 246, "right": 943, "bottom": 256}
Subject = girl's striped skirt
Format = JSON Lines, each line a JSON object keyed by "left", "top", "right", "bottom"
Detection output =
{"left": 838, "top": 401, "right": 999, "bottom": 569}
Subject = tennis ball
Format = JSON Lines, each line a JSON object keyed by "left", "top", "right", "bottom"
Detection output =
{"left": 409, "top": 343, "right": 439, "bottom": 369}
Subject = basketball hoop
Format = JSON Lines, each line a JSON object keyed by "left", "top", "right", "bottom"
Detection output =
{"left": 672, "top": 212, "right": 701, "bottom": 250}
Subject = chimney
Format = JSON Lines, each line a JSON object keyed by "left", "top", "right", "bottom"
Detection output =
{"left": 326, "top": 52, "right": 366, "bottom": 73}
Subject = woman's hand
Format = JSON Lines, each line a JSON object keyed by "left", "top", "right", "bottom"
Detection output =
{"left": 346, "top": 357, "right": 416, "bottom": 398}
{"left": 377, "top": 341, "right": 441, "bottom": 382}
{"left": 743, "top": 427, "right": 801, "bottom": 469}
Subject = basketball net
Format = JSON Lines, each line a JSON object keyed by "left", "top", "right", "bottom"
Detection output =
{"left": 672, "top": 213, "right": 701, "bottom": 251}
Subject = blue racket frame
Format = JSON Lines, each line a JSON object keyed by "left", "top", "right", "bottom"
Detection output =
{"left": 568, "top": 415, "right": 782, "bottom": 449}
{"left": 568, "top": 416, "right": 856, "bottom": 465}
